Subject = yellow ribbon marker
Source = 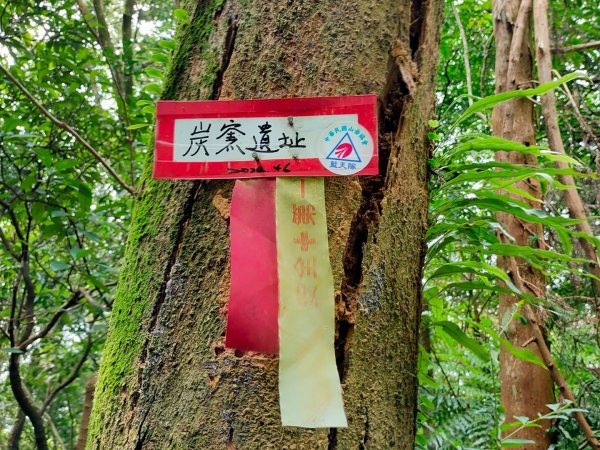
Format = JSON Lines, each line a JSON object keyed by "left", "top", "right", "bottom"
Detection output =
{"left": 276, "top": 177, "right": 347, "bottom": 428}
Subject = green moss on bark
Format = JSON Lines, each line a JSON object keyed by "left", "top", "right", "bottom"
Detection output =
{"left": 88, "top": 0, "right": 227, "bottom": 444}
{"left": 162, "top": 0, "right": 227, "bottom": 101}
{"left": 86, "top": 170, "right": 194, "bottom": 444}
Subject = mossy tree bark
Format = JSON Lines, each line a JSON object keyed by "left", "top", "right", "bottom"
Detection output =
{"left": 87, "top": 0, "right": 442, "bottom": 448}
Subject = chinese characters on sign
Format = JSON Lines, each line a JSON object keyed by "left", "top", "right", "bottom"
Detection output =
{"left": 153, "top": 95, "right": 378, "bottom": 179}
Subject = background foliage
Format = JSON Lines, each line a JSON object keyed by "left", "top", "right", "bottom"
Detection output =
{"left": 417, "top": 0, "right": 599, "bottom": 448}
{"left": 0, "top": 0, "right": 175, "bottom": 447}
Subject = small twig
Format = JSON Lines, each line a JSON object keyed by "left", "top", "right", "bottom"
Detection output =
{"left": 552, "top": 40, "right": 600, "bottom": 54}
{"left": 0, "top": 64, "right": 136, "bottom": 195}
{"left": 42, "top": 333, "right": 93, "bottom": 413}
{"left": 479, "top": 33, "right": 493, "bottom": 99}
{"left": 18, "top": 291, "right": 83, "bottom": 350}
{"left": 451, "top": 1, "right": 487, "bottom": 121}
{"left": 80, "top": 287, "right": 111, "bottom": 311}
{"left": 432, "top": 348, "right": 464, "bottom": 408}
{"left": 77, "top": 0, "right": 136, "bottom": 186}
{"left": 555, "top": 69, "right": 600, "bottom": 150}
{"left": 522, "top": 278, "right": 544, "bottom": 297}
{"left": 521, "top": 336, "right": 536, "bottom": 347}
{"left": 0, "top": 225, "right": 19, "bottom": 260}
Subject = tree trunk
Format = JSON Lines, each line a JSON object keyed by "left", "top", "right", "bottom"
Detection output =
{"left": 492, "top": 0, "right": 554, "bottom": 446}
{"left": 76, "top": 373, "right": 97, "bottom": 450}
{"left": 532, "top": 0, "right": 600, "bottom": 298}
{"left": 87, "top": 0, "right": 442, "bottom": 448}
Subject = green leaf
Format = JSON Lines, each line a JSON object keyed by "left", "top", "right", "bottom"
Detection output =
{"left": 158, "top": 40, "right": 177, "bottom": 50}
{"left": 502, "top": 438, "right": 536, "bottom": 447}
{"left": 50, "top": 261, "right": 70, "bottom": 271}
{"left": 21, "top": 171, "right": 37, "bottom": 191}
{"left": 500, "top": 338, "right": 547, "bottom": 369}
{"left": 453, "top": 72, "right": 584, "bottom": 126}
{"left": 428, "top": 119, "right": 440, "bottom": 128}
{"left": 428, "top": 260, "right": 511, "bottom": 283}
{"left": 144, "top": 82, "right": 163, "bottom": 95}
{"left": 70, "top": 247, "right": 93, "bottom": 260}
{"left": 150, "top": 54, "right": 170, "bottom": 64}
{"left": 35, "top": 148, "right": 52, "bottom": 167}
{"left": 55, "top": 159, "right": 79, "bottom": 171}
{"left": 2, "top": 347, "right": 25, "bottom": 354}
{"left": 41, "top": 224, "right": 64, "bottom": 239}
{"left": 50, "top": 210, "right": 67, "bottom": 218}
{"left": 141, "top": 105, "right": 156, "bottom": 115}
{"left": 428, "top": 132, "right": 441, "bottom": 141}
{"left": 126, "top": 123, "right": 150, "bottom": 130}
{"left": 173, "top": 8, "right": 190, "bottom": 24}
{"left": 144, "top": 67, "right": 163, "bottom": 78}
{"left": 434, "top": 320, "right": 490, "bottom": 361}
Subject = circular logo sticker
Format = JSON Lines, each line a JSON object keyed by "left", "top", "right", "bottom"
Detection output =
{"left": 319, "top": 122, "right": 374, "bottom": 175}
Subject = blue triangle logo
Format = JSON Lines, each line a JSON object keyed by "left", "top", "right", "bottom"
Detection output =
{"left": 325, "top": 132, "right": 362, "bottom": 163}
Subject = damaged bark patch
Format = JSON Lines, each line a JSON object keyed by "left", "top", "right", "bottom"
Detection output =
{"left": 331, "top": 22, "right": 412, "bottom": 386}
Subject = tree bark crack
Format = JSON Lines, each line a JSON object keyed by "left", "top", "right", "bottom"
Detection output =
{"left": 211, "top": 14, "right": 238, "bottom": 100}
{"left": 132, "top": 181, "right": 201, "bottom": 422}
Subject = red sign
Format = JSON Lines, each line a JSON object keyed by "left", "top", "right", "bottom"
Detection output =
{"left": 153, "top": 95, "right": 378, "bottom": 179}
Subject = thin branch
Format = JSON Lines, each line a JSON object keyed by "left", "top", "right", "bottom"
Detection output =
{"left": 76, "top": 373, "right": 97, "bottom": 450}
{"left": 451, "top": 1, "right": 486, "bottom": 121}
{"left": 76, "top": 0, "right": 127, "bottom": 114}
{"left": 556, "top": 69, "right": 600, "bottom": 150}
{"left": 122, "top": 0, "right": 135, "bottom": 101}
{"left": 8, "top": 335, "right": 93, "bottom": 447}
{"left": 19, "top": 291, "right": 83, "bottom": 350}
{"left": 432, "top": 348, "right": 464, "bottom": 409}
{"left": 7, "top": 410, "right": 26, "bottom": 450}
{"left": 0, "top": 198, "right": 25, "bottom": 243}
{"left": 8, "top": 273, "right": 21, "bottom": 345}
{"left": 479, "top": 33, "right": 493, "bottom": 100}
{"left": 42, "top": 333, "right": 93, "bottom": 413}
{"left": 44, "top": 412, "right": 66, "bottom": 450}
{"left": 78, "top": 0, "right": 136, "bottom": 186}
{"left": 0, "top": 225, "right": 19, "bottom": 260}
{"left": 80, "top": 287, "right": 111, "bottom": 311}
{"left": 0, "top": 199, "right": 37, "bottom": 342}
{"left": 552, "top": 40, "right": 600, "bottom": 54}
{"left": 0, "top": 64, "right": 136, "bottom": 195}
{"left": 92, "top": 0, "right": 119, "bottom": 79}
